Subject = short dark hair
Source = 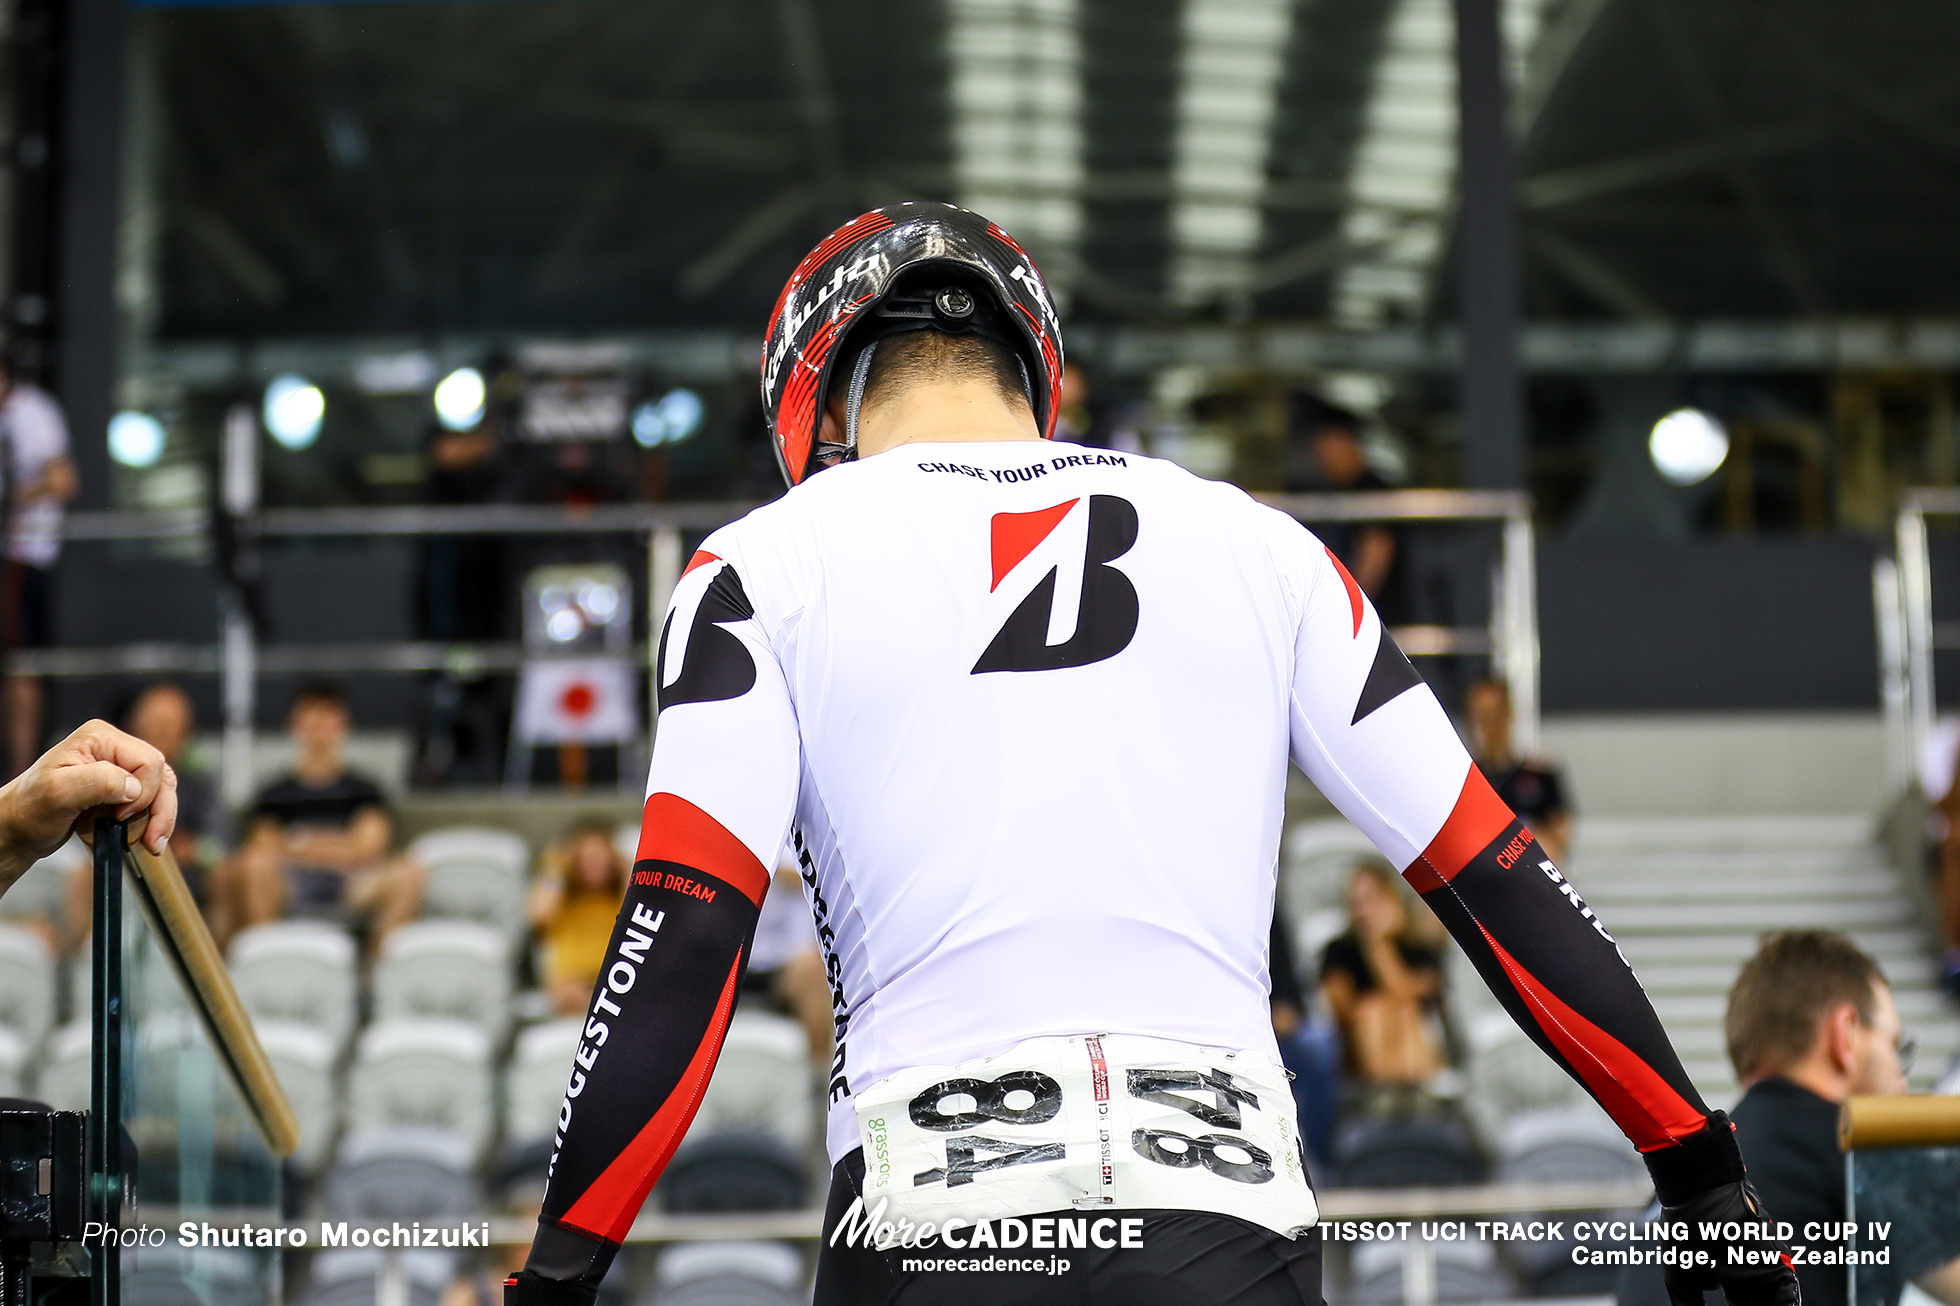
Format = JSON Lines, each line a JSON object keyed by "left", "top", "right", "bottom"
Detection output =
{"left": 858, "top": 331, "right": 1030, "bottom": 418}
{"left": 1294, "top": 394, "right": 1361, "bottom": 438}
{"left": 289, "top": 680, "right": 348, "bottom": 714}
{"left": 1725, "top": 931, "right": 1884, "bottom": 1081}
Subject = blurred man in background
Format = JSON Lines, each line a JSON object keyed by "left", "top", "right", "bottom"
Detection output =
{"left": 1622, "top": 931, "right": 1917, "bottom": 1306}
{"left": 1467, "top": 677, "right": 1573, "bottom": 866}
{"left": 218, "top": 681, "right": 423, "bottom": 952}
{"left": 0, "top": 357, "right": 76, "bottom": 779}
{"left": 1289, "top": 397, "right": 1401, "bottom": 615}
{"left": 125, "top": 683, "right": 221, "bottom": 902}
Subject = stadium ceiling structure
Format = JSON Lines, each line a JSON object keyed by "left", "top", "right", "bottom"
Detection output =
{"left": 143, "top": 0, "right": 1960, "bottom": 343}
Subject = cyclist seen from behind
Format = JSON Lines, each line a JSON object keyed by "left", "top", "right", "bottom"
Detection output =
{"left": 506, "top": 203, "right": 1801, "bottom": 1306}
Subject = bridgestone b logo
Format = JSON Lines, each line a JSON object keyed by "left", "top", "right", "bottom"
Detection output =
{"left": 973, "top": 495, "right": 1140, "bottom": 675}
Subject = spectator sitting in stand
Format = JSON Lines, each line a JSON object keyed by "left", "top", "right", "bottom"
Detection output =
{"left": 1618, "top": 931, "right": 1959, "bottom": 1306}
{"left": 1466, "top": 676, "right": 1573, "bottom": 866}
{"left": 746, "top": 860, "right": 836, "bottom": 1066}
{"left": 125, "top": 683, "right": 221, "bottom": 900}
{"left": 217, "top": 682, "right": 423, "bottom": 953}
{"left": 1320, "top": 862, "right": 1445, "bottom": 1100}
{"left": 1289, "top": 397, "right": 1401, "bottom": 615}
{"left": 62, "top": 681, "right": 228, "bottom": 949}
{"left": 0, "top": 357, "right": 78, "bottom": 779}
{"left": 528, "top": 820, "right": 628, "bottom": 1016}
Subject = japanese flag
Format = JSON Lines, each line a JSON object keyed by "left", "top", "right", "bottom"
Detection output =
{"left": 513, "top": 657, "right": 639, "bottom": 744}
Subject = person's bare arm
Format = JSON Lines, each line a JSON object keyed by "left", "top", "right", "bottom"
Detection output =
{"left": 1320, "top": 968, "right": 1358, "bottom": 1026}
{"left": 1351, "top": 525, "right": 1396, "bottom": 598}
{"left": 23, "top": 455, "right": 78, "bottom": 505}
{"left": 0, "top": 720, "right": 176, "bottom": 893}
{"left": 1359, "top": 931, "right": 1436, "bottom": 1003}
{"left": 527, "top": 868, "right": 565, "bottom": 931}
{"left": 284, "top": 806, "right": 392, "bottom": 870}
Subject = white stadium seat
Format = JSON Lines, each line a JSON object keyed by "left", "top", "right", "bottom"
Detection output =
{"left": 255, "top": 1020, "right": 342, "bottom": 1175}
{"left": 408, "top": 826, "right": 530, "bottom": 933}
{"left": 0, "top": 923, "right": 56, "bottom": 1054}
{"left": 1496, "top": 1102, "right": 1645, "bottom": 1186}
{"left": 228, "top": 922, "right": 359, "bottom": 1053}
{"left": 346, "top": 1019, "right": 495, "bottom": 1162}
{"left": 505, "top": 1016, "right": 582, "bottom": 1146}
{"left": 372, "top": 920, "right": 512, "bottom": 1036}
{"left": 36, "top": 1022, "right": 93, "bottom": 1111}
{"left": 648, "top": 1241, "right": 804, "bottom": 1306}
{"left": 1350, "top": 1233, "right": 1517, "bottom": 1304}
{"left": 1461, "top": 1009, "right": 1588, "bottom": 1151}
{"left": 321, "top": 1127, "right": 481, "bottom": 1220}
{"left": 0, "top": 1026, "right": 24, "bottom": 1097}
{"left": 693, "top": 1010, "right": 814, "bottom": 1151}
{"left": 300, "top": 1247, "right": 451, "bottom": 1306}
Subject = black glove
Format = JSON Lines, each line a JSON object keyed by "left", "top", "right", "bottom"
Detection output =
{"left": 504, "top": 1270, "right": 597, "bottom": 1306}
{"left": 1645, "top": 1112, "right": 1802, "bottom": 1306}
{"left": 503, "top": 1222, "right": 615, "bottom": 1306}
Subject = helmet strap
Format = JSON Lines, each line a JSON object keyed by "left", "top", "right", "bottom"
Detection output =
{"left": 843, "top": 340, "right": 879, "bottom": 457}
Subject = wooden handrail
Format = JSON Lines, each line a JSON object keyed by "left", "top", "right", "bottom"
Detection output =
{"left": 1839, "top": 1095, "right": 1960, "bottom": 1150}
{"left": 120, "top": 836, "right": 300, "bottom": 1159}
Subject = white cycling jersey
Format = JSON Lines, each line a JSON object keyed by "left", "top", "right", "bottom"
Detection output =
{"left": 649, "top": 439, "right": 1479, "bottom": 1162}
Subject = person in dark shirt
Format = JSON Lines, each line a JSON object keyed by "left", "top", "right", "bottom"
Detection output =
{"left": 1319, "top": 862, "right": 1444, "bottom": 1087}
{"left": 1288, "top": 397, "right": 1403, "bottom": 619}
{"left": 1619, "top": 931, "right": 1931, "bottom": 1306}
{"left": 1466, "top": 677, "right": 1573, "bottom": 865}
{"left": 218, "top": 681, "right": 423, "bottom": 952}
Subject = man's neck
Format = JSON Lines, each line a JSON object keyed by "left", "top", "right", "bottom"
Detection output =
{"left": 856, "top": 383, "right": 1040, "bottom": 457}
{"left": 295, "top": 753, "right": 343, "bottom": 786}
{"left": 1756, "top": 1061, "right": 1849, "bottom": 1104}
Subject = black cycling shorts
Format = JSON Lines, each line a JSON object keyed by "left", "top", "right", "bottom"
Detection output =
{"left": 814, "top": 1149, "right": 1325, "bottom": 1306}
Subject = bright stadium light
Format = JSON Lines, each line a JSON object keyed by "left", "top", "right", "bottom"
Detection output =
{"left": 631, "top": 388, "right": 705, "bottom": 447}
{"left": 108, "top": 411, "right": 166, "bottom": 468}
{"left": 577, "top": 579, "right": 620, "bottom": 624}
{"left": 1648, "top": 407, "right": 1729, "bottom": 486}
{"left": 434, "top": 367, "right": 487, "bottom": 431}
{"left": 263, "top": 375, "right": 325, "bottom": 450}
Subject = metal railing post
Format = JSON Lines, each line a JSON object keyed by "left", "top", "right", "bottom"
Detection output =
{"left": 1873, "top": 558, "right": 1912, "bottom": 797}
{"left": 219, "top": 403, "right": 259, "bottom": 811}
{"left": 1497, "top": 512, "right": 1541, "bottom": 754}
{"left": 89, "top": 820, "right": 125, "bottom": 1305}
{"left": 647, "top": 526, "right": 683, "bottom": 733}
{"left": 1898, "top": 504, "right": 1935, "bottom": 793}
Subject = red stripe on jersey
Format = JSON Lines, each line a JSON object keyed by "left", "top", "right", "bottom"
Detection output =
{"left": 1405, "top": 766, "right": 1513, "bottom": 892}
{"left": 990, "top": 499, "right": 1079, "bottom": 590}
{"left": 557, "top": 952, "right": 744, "bottom": 1241}
{"left": 637, "top": 793, "right": 770, "bottom": 907}
{"left": 1474, "top": 922, "right": 1707, "bottom": 1150}
{"left": 1325, "top": 547, "right": 1364, "bottom": 638}
{"left": 681, "top": 550, "right": 721, "bottom": 579}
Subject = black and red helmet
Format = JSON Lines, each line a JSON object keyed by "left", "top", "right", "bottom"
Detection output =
{"left": 760, "top": 202, "right": 1065, "bottom": 487}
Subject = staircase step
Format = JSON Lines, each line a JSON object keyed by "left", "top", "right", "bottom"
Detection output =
{"left": 1584, "top": 872, "right": 1901, "bottom": 904}
{"left": 1603, "top": 900, "right": 1914, "bottom": 931}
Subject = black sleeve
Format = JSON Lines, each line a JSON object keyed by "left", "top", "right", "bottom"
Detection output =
{"left": 523, "top": 796, "right": 767, "bottom": 1287}
{"left": 515, "top": 549, "right": 800, "bottom": 1298}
